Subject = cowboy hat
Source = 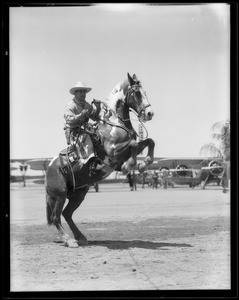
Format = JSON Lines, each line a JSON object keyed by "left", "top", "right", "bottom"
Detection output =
{"left": 69, "top": 81, "right": 92, "bottom": 95}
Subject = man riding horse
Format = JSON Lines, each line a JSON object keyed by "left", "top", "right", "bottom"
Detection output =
{"left": 63, "top": 81, "right": 104, "bottom": 175}
{"left": 46, "top": 73, "right": 155, "bottom": 247}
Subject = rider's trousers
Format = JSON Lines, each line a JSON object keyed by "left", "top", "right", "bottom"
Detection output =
{"left": 64, "top": 127, "right": 95, "bottom": 160}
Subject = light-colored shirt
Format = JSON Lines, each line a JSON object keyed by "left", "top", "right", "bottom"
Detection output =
{"left": 64, "top": 97, "right": 93, "bottom": 129}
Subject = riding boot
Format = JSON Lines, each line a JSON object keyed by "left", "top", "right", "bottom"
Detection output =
{"left": 89, "top": 157, "right": 106, "bottom": 177}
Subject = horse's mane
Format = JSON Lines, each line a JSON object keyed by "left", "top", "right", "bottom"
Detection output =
{"left": 118, "top": 78, "right": 129, "bottom": 94}
{"left": 105, "top": 78, "right": 129, "bottom": 112}
{"left": 102, "top": 74, "right": 141, "bottom": 119}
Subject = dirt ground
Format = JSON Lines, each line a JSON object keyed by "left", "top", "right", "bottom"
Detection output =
{"left": 9, "top": 182, "right": 230, "bottom": 291}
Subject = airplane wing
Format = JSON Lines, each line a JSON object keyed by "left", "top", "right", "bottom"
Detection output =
{"left": 26, "top": 158, "right": 52, "bottom": 171}
{"left": 157, "top": 157, "right": 223, "bottom": 170}
{"left": 10, "top": 166, "right": 18, "bottom": 171}
{"left": 10, "top": 162, "right": 21, "bottom": 171}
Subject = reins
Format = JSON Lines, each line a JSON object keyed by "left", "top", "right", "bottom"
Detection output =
{"left": 98, "top": 109, "right": 148, "bottom": 140}
{"left": 129, "top": 109, "right": 149, "bottom": 139}
{"left": 97, "top": 83, "right": 150, "bottom": 140}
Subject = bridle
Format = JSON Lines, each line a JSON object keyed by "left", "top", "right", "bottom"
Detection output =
{"left": 97, "top": 82, "right": 151, "bottom": 139}
{"left": 125, "top": 84, "right": 151, "bottom": 120}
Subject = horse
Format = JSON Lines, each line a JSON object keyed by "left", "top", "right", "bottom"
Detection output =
{"left": 45, "top": 72, "right": 155, "bottom": 247}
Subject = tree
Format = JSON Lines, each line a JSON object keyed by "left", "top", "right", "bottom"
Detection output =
{"left": 200, "top": 120, "right": 230, "bottom": 161}
{"left": 200, "top": 120, "right": 230, "bottom": 191}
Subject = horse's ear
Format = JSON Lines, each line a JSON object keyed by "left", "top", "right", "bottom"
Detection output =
{"left": 132, "top": 74, "right": 140, "bottom": 83}
{"left": 127, "top": 72, "right": 135, "bottom": 86}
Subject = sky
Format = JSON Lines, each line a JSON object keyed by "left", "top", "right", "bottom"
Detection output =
{"left": 10, "top": 3, "right": 230, "bottom": 160}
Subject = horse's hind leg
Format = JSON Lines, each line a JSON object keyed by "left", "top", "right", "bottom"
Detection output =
{"left": 46, "top": 192, "right": 77, "bottom": 247}
{"left": 62, "top": 186, "right": 89, "bottom": 246}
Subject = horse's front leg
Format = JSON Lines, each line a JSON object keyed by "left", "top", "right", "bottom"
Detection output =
{"left": 137, "top": 138, "right": 155, "bottom": 172}
{"left": 121, "top": 139, "right": 138, "bottom": 174}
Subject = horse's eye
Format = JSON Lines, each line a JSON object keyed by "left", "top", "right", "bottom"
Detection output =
{"left": 135, "top": 91, "right": 141, "bottom": 98}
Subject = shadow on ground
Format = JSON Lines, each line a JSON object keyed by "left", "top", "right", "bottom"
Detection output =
{"left": 85, "top": 240, "right": 192, "bottom": 250}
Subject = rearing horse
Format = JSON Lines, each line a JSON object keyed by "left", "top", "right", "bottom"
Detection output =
{"left": 45, "top": 73, "right": 155, "bottom": 247}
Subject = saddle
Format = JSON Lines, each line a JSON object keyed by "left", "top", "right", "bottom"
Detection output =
{"left": 59, "top": 124, "right": 101, "bottom": 173}
{"left": 58, "top": 124, "right": 106, "bottom": 189}
{"left": 59, "top": 144, "right": 81, "bottom": 176}
{"left": 58, "top": 124, "right": 119, "bottom": 190}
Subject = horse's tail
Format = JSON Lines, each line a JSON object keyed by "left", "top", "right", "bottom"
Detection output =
{"left": 46, "top": 191, "right": 53, "bottom": 225}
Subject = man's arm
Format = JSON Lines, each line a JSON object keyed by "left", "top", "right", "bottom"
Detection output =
{"left": 64, "top": 105, "right": 89, "bottom": 127}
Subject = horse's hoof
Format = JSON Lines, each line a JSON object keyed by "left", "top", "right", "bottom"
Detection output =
{"left": 65, "top": 239, "right": 79, "bottom": 248}
{"left": 121, "top": 163, "right": 129, "bottom": 174}
{"left": 77, "top": 239, "right": 88, "bottom": 246}
{"left": 138, "top": 162, "right": 147, "bottom": 173}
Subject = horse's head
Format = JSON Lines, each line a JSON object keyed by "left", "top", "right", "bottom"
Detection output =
{"left": 125, "top": 73, "right": 154, "bottom": 123}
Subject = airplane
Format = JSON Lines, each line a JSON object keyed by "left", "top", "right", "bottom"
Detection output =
{"left": 10, "top": 156, "right": 225, "bottom": 190}
{"left": 11, "top": 157, "right": 100, "bottom": 191}
{"left": 10, "top": 158, "right": 52, "bottom": 172}
{"left": 135, "top": 157, "right": 224, "bottom": 189}
{"left": 25, "top": 158, "right": 52, "bottom": 172}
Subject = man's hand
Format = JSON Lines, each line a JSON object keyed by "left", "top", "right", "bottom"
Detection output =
{"left": 81, "top": 109, "right": 90, "bottom": 123}
{"left": 91, "top": 99, "right": 101, "bottom": 119}
{"left": 92, "top": 99, "right": 101, "bottom": 111}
